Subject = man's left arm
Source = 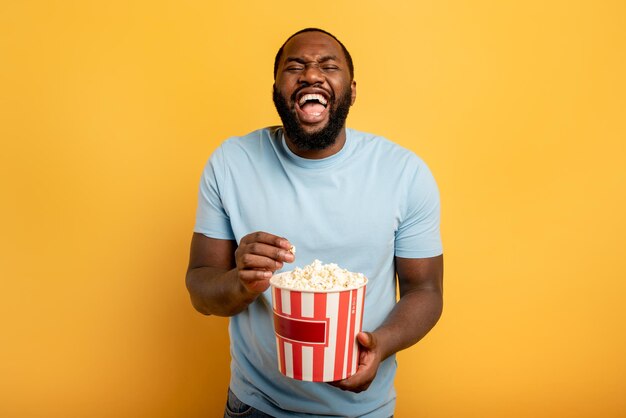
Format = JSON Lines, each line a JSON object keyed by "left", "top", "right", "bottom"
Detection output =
{"left": 332, "top": 254, "right": 444, "bottom": 393}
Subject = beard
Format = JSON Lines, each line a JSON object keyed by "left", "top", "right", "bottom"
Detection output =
{"left": 272, "top": 84, "right": 352, "bottom": 151}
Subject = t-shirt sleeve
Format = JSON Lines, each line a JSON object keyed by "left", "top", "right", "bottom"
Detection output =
{"left": 394, "top": 158, "right": 443, "bottom": 258}
{"left": 193, "top": 146, "right": 236, "bottom": 240}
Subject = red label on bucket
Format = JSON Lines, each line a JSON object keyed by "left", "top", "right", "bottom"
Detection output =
{"left": 273, "top": 313, "right": 327, "bottom": 344}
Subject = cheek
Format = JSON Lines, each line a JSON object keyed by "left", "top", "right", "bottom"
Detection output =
{"left": 330, "top": 78, "right": 350, "bottom": 93}
{"left": 276, "top": 78, "right": 297, "bottom": 93}
{"left": 278, "top": 87, "right": 296, "bottom": 102}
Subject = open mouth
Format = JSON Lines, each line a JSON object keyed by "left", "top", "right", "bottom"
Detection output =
{"left": 298, "top": 93, "right": 328, "bottom": 116}
{"left": 295, "top": 92, "right": 330, "bottom": 124}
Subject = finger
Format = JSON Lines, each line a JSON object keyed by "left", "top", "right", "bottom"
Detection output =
{"left": 240, "top": 242, "right": 294, "bottom": 264}
{"left": 356, "top": 332, "right": 376, "bottom": 349}
{"left": 237, "top": 251, "right": 289, "bottom": 272}
{"left": 241, "top": 231, "right": 292, "bottom": 250}
{"left": 327, "top": 373, "right": 370, "bottom": 393}
{"left": 239, "top": 277, "right": 272, "bottom": 293}
{"left": 238, "top": 269, "right": 273, "bottom": 281}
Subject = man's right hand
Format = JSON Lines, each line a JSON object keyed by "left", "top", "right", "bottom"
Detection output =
{"left": 186, "top": 231, "right": 294, "bottom": 316}
{"left": 235, "top": 231, "right": 295, "bottom": 294}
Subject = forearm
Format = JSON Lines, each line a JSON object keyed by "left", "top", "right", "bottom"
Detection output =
{"left": 372, "top": 287, "right": 443, "bottom": 361}
{"left": 186, "top": 266, "right": 258, "bottom": 317}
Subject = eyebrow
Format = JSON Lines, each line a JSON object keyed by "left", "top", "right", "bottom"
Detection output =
{"left": 285, "top": 55, "right": 339, "bottom": 64}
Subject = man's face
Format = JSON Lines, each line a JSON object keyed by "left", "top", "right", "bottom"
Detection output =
{"left": 273, "top": 31, "right": 356, "bottom": 151}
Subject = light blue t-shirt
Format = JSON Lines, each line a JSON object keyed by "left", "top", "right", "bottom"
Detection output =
{"left": 195, "top": 126, "right": 442, "bottom": 417}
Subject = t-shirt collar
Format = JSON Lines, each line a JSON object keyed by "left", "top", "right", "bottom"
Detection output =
{"left": 278, "top": 128, "right": 353, "bottom": 169}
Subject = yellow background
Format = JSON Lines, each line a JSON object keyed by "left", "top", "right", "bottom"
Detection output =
{"left": 1, "top": 1, "right": 625, "bottom": 417}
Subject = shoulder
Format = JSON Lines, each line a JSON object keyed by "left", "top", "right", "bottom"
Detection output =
{"left": 347, "top": 128, "right": 429, "bottom": 171}
{"left": 218, "top": 126, "right": 280, "bottom": 151}
{"left": 204, "top": 127, "right": 284, "bottom": 180}
{"left": 207, "top": 126, "right": 281, "bottom": 164}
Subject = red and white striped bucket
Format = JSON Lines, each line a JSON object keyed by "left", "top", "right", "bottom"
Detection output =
{"left": 270, "top": 273, "right": 367, "bottom": 382}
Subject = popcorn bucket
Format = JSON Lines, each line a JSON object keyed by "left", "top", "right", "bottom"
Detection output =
{"left": 270, "top": 272, "right": 367, "bottom": 382}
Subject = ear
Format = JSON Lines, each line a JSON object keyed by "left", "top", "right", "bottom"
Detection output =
{"left": 350, "top": 80, "right": 357, "bottom": 105}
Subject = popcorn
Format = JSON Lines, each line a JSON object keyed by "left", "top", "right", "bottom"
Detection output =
{"left": 272, "top": 259, "right": 366, "bottom": 291}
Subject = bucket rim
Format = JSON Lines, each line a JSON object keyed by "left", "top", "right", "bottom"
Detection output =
{"left": 269, "top": 270, "right": 368, "bottom": 293}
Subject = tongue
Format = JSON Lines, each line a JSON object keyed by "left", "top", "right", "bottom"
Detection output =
{"left": 301, "top": 102, "right": 325, "bottom": 115}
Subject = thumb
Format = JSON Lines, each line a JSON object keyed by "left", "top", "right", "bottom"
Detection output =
{"left": 357, "top": 331, "right": 375, "bottom": 349}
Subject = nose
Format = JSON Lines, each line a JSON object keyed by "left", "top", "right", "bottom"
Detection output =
{"left": 298, "top": 64, "right": 324, "bottom": 85}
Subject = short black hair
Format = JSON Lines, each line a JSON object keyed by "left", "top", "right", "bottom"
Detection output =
{"left": 273, "top": 28, "right": 354, "bottom": 80}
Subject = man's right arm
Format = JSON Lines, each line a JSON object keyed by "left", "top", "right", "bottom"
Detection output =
{"left": 185, "top": 232, "right": 295, "bottom": 317}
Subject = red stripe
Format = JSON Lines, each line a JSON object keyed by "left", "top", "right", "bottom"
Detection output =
{"left": 313, "top": 292, "right": 327, "bottom": 381}
{"left": 358, "top": 286, "right": 366, "bottom": 334}
{"left": 278, "top": 339, "right": 286, "bottom": 376}
{"left": 274, "top": 286, "right": 282, "bottom": 314}
{"left": 290, "top": 291, "right": 302, "bottom": 318}
{"left": 345, "top": 289, "right": 357, "bottom": 376}
{"left": 274, "top": 287, "right": 286, "bottom": 375}
{"left": 290, "top": 291, "right": 302, "bottom": 379}
{"left": 333, "top": 290, "right": 350, "bottom": 381}
{"left": 355, "top": 286, "right": 366, "bottom": 375}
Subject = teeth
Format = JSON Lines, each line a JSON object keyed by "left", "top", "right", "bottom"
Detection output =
{"left": 298, "top": 93, "right": 327, "bottom": 106}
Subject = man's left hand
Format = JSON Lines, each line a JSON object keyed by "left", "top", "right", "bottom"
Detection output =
{"left": 329, "top": 331, "right": 382, "bottom": 393}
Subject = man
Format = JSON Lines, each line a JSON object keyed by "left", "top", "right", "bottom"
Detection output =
{"left": 186, "top": 28, "right": 443, "bottom": 417}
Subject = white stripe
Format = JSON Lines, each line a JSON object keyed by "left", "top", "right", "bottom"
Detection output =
{"left": 342, "top": 291, "right": 353, "bottom": 379}
{"left": 276, "top": 337, "right": 282, "bottom": 372}
{"left": 281, "top": 289, "right": 291, "bottom": 315}
{"left": 284, "top": 342, "right": 293, "bottom": 378}
{"left": 301, "top": 292, "right": 314, "bottom": 318}
{"left": 323, "top": 292, "right": 339, "bottom": 382}
{"left": 352, "top": 287, "right": 365, "bottom": 375}
{"left": 302, "top": 346, "right": 313, "bottom": 381}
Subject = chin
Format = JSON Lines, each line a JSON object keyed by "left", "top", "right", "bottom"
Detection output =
{"left": 300, "top": 122, "right": 329, "bottom": 134}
